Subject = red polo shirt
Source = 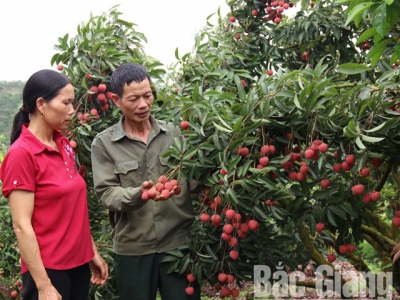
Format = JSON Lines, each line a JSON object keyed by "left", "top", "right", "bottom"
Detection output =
{"left": 0, "top": 125, "right": 94, "bottom": 273}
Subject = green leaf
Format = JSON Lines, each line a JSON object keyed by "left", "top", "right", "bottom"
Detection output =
{"left": 364, "top": 122, "right": 386, "bottom": 133}
{"left": 344, "top": 2, "right": 376, "bottom": 27}
{"left": 327, "top": 209, "right": 337, "bottom": 227}
{"left": 361, "top": 135, "right": 385, "bottom": 143}
{"left": 329, "top": 206, "right": 347, "bottom": 219}
{"left": 372, "top": 2, "right": 398, "bottom": 37}
{"left": 233, "top": 75, "right": 247, "bottom": 101}
{"left": 367, "top": 39, "right": 390, "bottom": 67}
{"left": 355, "top": 136, "right": 366, "bottom": 149}
{"left": 337, "top": 63, "right": 370, "bottom": 74}
{"left": 356, "top": 27, "right": 377, "bottom": 44}
{"left": 226, "top": 188, "right": 238, "bottom": 205}
{"left": 165, "top": 249, "right": 184, "bottom": 258}
{"left": 212, "top": 122, "right": 232, "bottom": 133}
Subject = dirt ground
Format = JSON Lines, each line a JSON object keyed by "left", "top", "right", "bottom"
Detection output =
{"left": 201, "top": 260, "right": 400, "bottom": 299}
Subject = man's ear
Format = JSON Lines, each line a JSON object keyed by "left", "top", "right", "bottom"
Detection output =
{"left": 111, "top": 94, "right": 121, "bottom": 107}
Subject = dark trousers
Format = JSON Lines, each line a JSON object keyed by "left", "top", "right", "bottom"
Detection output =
{"left": 114, "top": 252, "right": 201, "bottom": 300}
{"left": 21, "top": 263, "right": 90, "bottom": 300}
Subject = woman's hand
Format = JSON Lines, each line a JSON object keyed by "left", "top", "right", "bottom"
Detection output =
{"left": 89, "top": 252, "right": 109, "bottom": 285}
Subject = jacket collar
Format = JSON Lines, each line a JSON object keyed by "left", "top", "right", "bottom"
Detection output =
{"left": 111, "top": 115, "right": 169, "bottom": 142}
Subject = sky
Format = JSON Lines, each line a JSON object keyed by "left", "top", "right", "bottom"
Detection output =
{"left": 0, "top": 0, "right": 229, "bottom": 81}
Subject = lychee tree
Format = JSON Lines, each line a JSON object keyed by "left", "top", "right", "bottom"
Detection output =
{"left": 49, "top": 0, "right": 400, "bottom": 298}
{"left": 153, "top": 0, "right": 400, "bottom": 296}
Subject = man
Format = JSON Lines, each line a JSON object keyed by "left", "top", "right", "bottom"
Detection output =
{"left": 90, "top": 63, "right": 200, "bottom": 300}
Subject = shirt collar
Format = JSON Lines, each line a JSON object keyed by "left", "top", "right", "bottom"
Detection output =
{"left": 111, "top": 115, "right": 169, "bottom": 142}
{"left": 20, "top": 124, "right": 66, "bottom": 154}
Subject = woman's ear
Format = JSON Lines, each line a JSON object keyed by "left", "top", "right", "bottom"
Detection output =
{"left": 36, "top": 97, "right": 45, "bottom": 115}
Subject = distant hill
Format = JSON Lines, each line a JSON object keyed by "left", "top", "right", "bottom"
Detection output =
{"left": 0, "top": 81, "right": 24, "bottom": 145}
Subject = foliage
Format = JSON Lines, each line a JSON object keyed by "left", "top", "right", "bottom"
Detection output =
{"left": 154, "top": 0, "right": 400, "bottom": 296}
{"left": 0, "top": 82, "right": 24, "bottom": 146}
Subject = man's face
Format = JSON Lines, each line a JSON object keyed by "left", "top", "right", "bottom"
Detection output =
{"left": 112, "top": 78, "right": 154, "bottom": 126}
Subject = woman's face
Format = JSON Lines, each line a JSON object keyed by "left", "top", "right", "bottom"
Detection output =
{"left": 42, "top": 83, "right": 75, "bottom": 131}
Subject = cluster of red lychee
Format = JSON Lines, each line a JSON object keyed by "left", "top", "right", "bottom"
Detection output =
{"left": 326, "top": 243, "right": 356, "bottom": 263}
{"left": 141, "top": 175, "right": 182, "bottom": 201}
{"left": 214, "top": 273, "right": 240, "bottom": 298}
{"left": 200, "top": 199, "right": 261, "bottom": 263}
{"left": 75, "top": 108, "right": 100, "bottom": 124}
{"left": 10, "top": 279, "right": 23, "bottom": 298}
{"left": 392, "top": 211, "right": 400, "bottom": 227}
{"left": 89, "top": 83, "right": 111, "bottom": 111}
{"left": 185, "top": 273, "right": 196, "bottom": 295}
{"left": 285, "top": 139, "right": 328, "bottom": 182}
{"left": 338, "top": 243, "right": 356, "bottom": 255}
{"left": 262, "top": 0, "right": 294, "bottom": 24}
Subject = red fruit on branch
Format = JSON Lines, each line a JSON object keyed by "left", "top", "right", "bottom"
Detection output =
{"left": 316, "top": 222, "right": 325, "bottom": 232}
{"left": 360, "top": 168, "right": 370, "bottom": 177}
{"left": 296, "top": 172, "right": 306, "bottom": 182}
{"left": 248, "top": 220, "right": 259, "bottom": 231}
{"left": 304, "top": 149, "right": 315, "bottom": 159}
{"left": 341, "top": 161, "right": 351, "bottom": 171}
{"left": 347, "top": 244, "right": 356, "bottom": 253}
{"left": 225, "top": 209, "right": 236, "bottom": 220}
{"left": 90, "top": 86, "right": 99, "bottom": 94}
{"left": 230, "top": 16, "right": 236, "bottom": 22}
{"left": 220, "top": 169, "right": 228, "bottom": 175}
{"left": 333, "top": 163, "right": 342, "bottom": 173}
{"left": 185, "top": 287, "right": 194, "bottom": 296}
{"left": 370, "top": 191, "right": 381, "bottom": 202}
{"left": 363, "top": 194, "right": 371, "bottom": 204}
{"left": 392, "top": 217, "right": 400, "bottom": 227}
{"left": 372, "top": 158, "right": 382, "bottom": 168}
{"left": 218, "top": 273, "right": 227, "bottom": 282}
{"left": 259, "top": 156, "right": 270, "bottom": 166}
{"left": 211, "top": 214, "right": 221, "bottom": 227}
{"left": 229, "top": 250, "right": 239, "bottom": 260}
{"left": 260, "top": 145, "right": 270, "bottom": 156}
{"left": 227, "top": 274, "right": 235, "bottom": 284}
{"left": 200, "top": 213, "right": 210, "bottom": 222}
{"left": 345, "top": 154, "right": 355, "bottom": 165}
{"left": 98, "top": 83, "right": 107, "bottom": 93}
{"left": 351, "top": 184, "right": 365, "bottom": 195}
{"left": 320, "top": 179, "right": 330, "bottom": 189}
{"left": 302, "top": 51, "right": 308, "bottom": 61}
{"left": 318, "top": 143, "right": 329, "bottom": 153}
{"left": 327, "top": 254, "right": 336, "bottom": 262}
{"left": 231, "top": 288, "right": 239, "bottom": 297}
{"left": 339, "top": 245, "right": 349, "bottom": 255}
{"left": 180, "top": 120, "right": 189, "bottom": 130}
{"left": 300, "top": 165, "right": 309, "bottom": 174}
{"left": 223, "top": 224, "right": 234, "bottom": 234}
{"left": 186, "top": 273, "right": 195, "bottom": 283}
{"left": 238, "top": 147, "right": 250, "bottom": 156}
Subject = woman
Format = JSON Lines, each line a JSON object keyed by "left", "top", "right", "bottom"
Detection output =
{"left": 0, "top": 69, "right": 108, "bottom": 299}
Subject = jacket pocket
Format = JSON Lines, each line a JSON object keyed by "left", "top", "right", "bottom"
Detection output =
{"left": 159, "top": 156, "right": 169, "bottom": 175}
{"left": 114, "top": 161, "right": 139, "bottom": 187}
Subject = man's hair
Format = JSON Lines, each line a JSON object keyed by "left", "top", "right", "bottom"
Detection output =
{"left": 110, "top": 63, "right": 152, "bottom": 97}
